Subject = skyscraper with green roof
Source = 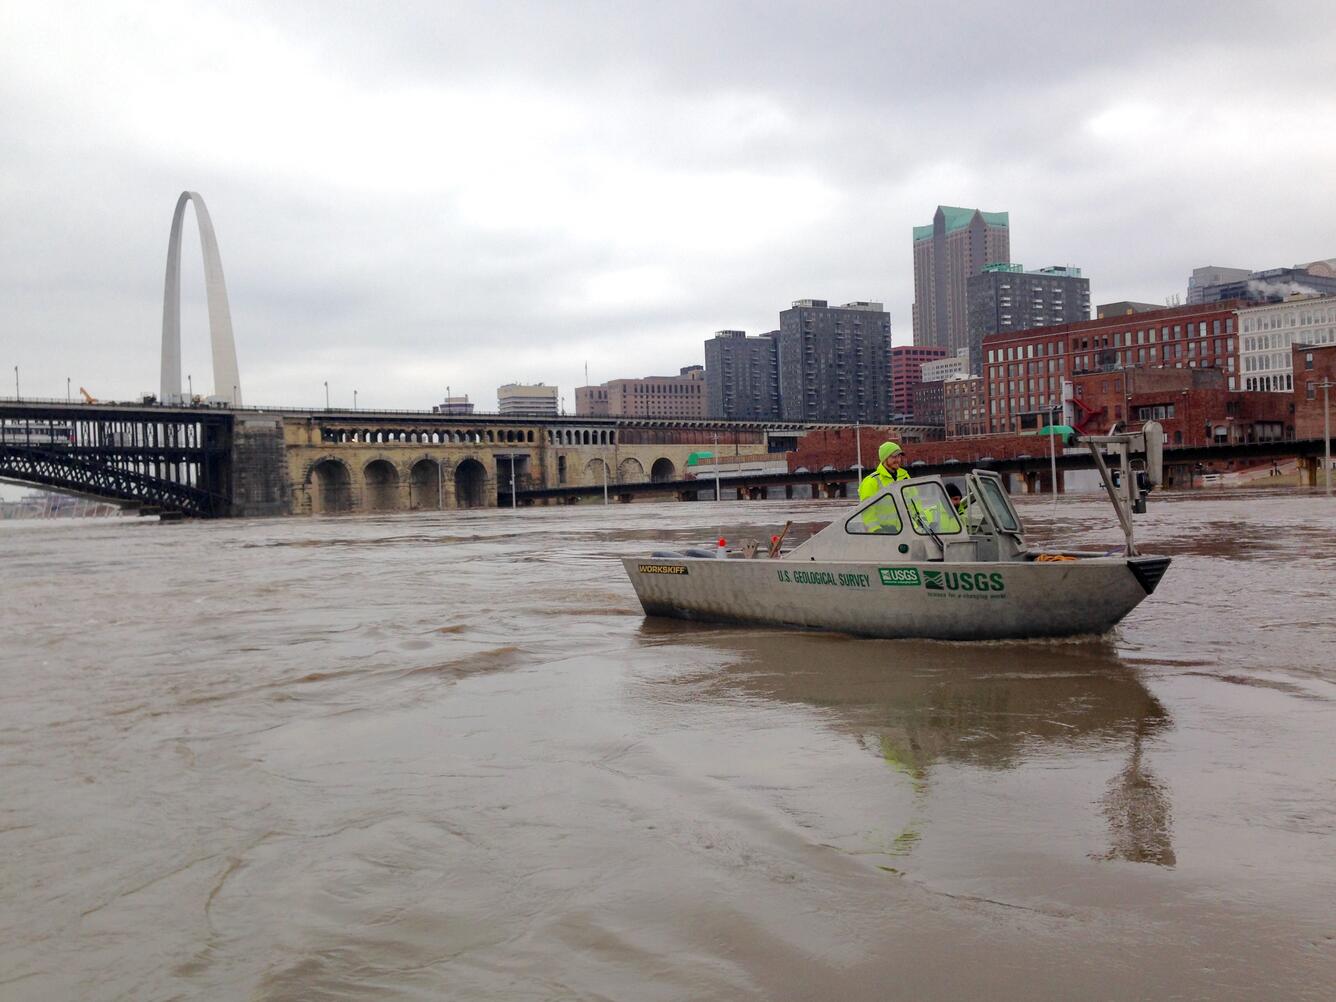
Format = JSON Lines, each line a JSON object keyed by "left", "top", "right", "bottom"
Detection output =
{"left": 912, "top": 206, "right": 1010, "bottom": 366}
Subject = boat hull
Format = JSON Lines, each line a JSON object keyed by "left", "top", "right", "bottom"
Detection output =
{"left": 622, "top": 556, "right": 1170, "bottom": 641}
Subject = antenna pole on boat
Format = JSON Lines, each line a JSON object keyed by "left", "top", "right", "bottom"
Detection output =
{"left": 1049, "top": 421, "right": 1058, "bottom": 506}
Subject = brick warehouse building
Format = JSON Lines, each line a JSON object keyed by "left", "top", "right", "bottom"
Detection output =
{"left": 982, "top": 301, "right": 1243, "bottom": 435}
{"left": 912, "top": 380, "right": 946, "bottom": 427}
{"left": 1293, "top": 342, "right": 1336, "bottom": 440}
{"left": 944, "top": 376, "right": 987, "bottom": 437}
{"left": 1068, "top": 367, "right": 1292, "bottom": 447}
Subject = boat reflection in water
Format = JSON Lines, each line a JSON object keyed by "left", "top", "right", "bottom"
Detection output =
{"left": 638, "top": 622, "right": 1176, "bottom": 869}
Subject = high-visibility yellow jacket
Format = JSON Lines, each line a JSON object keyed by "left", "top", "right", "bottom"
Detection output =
{"left": 858, "top": 465, "right": 910, "bottom": 500}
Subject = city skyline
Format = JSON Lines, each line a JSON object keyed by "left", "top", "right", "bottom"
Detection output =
{"left": 4, "top": 2, "right": 1336, "bottom": 412}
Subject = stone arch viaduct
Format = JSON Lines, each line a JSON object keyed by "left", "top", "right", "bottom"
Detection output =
{"left": 284, "top": 412, "right": 807, "bottom": 515}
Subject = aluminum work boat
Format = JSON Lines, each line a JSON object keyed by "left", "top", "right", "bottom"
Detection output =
{"left": 622, "top": 425, "right": 1172, "bottom": 641}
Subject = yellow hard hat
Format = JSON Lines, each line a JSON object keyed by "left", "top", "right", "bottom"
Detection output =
{"left": 878, "top": 441, "right": 903, "bottom": 464}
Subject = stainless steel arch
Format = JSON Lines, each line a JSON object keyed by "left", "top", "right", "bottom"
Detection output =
{"left": 160, "top": 191, "right": 243, "bottom": 405}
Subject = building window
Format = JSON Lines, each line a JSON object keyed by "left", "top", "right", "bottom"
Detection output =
{"left": 1305, "top": 352, "right": 1315, "bottom": 370}
{"left": 1307, "top": 381, "right": 1317, "bottom": 400}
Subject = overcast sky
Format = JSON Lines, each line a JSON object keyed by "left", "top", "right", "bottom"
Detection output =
{"left": 3, "top": 1, "right": 1335, "bottom": 412}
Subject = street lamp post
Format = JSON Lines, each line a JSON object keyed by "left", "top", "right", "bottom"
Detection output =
{"left": 1323, "top": 378, "right": 1332, "bottom": 497}
{"left": 14, "top": 365, "right": 19, "bottom": 400}
{"left": 67, "top": 377, "right": 71, "bottom": 403}
{"left": 187, "top": 373, "right": 193, "bottom": 401}
{"left": 324, "top": 381, "right": 329, "bottom": 410}
{"left": 712, "top": 432, "right": 722, "bottom": 502}
{"left": 354, "top": 389, "right": 358, "bottom": 411}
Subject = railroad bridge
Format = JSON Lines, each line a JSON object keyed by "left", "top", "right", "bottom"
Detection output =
{"left": 5, "top": 400, "right": 1329, "bottom": 517}
{"left": 0, "top": 400, "right": 934, "bottom": 516}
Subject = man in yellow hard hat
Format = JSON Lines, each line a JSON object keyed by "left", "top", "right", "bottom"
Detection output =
{"left": 859, "top": 441, "right": 910, "bottom": 500}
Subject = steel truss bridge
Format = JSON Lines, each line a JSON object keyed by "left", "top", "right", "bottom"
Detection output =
{"left": 0, "top": 402, "right": 232, "bottom": 517}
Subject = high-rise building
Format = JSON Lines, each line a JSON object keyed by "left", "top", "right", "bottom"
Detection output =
{"left": 912, "top": 205, "right": 1010, "bottom": 355}
{"left": 575, "top": 367, "right": 706, "bottom": 418}
{"left": 497, "top": 383, "right": 558, "bottom": 416}
{"left": 889, "top": 345, "right": 947, "bottom": 420}
{"left": 1189, "top": 260, "right": 1336, "bottom": 304}
{"left": 703, "top": 330, "right": 780, "bottom": 420}
{"left": 1187, "top": 266, "right": 1251, "bottom": 304}
{"left": 776, "top": 300, "right": 891, "bottom": 422}
{"left": 966, "top": 264, "right": 1090, "bottom": 374}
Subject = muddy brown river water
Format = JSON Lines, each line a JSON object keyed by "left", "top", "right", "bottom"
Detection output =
{"left": 2, "top": 490, "right": 1334, "bottom": 1000}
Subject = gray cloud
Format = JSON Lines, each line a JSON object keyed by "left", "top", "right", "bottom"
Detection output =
{"left": 2, "top": 1, "right": 1335, "bottom": 411}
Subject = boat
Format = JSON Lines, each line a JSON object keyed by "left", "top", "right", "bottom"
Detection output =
{"left": 622, "top": 424, "right": 1172, "bottom": 641}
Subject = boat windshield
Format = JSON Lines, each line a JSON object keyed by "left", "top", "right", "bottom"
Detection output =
{"left": 977, "top": 477, "right": 1020, "bottom": 532}
{"left": 902, "top": 483, "right": 963, "bottom": 535}
{"left": 846, "top": 493, "right": 903, "bottom": 535}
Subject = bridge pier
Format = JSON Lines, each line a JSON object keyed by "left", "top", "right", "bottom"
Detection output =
{"left": 1299, "top": 456, "right": 1318, "bottom": 488}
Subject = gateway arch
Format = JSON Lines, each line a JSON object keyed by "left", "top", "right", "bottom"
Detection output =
{"left": 160, "top": 191, "right": 243, "bottom": 405}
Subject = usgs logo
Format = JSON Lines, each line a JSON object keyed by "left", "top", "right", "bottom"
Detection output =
{"left": 922, "top": 570, "right": 1006, "bottom": 593}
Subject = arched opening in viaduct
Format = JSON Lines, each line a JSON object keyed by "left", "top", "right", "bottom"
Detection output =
{"left": 311, "top": 459, "right": 352, "bottom": 514}
{"left": 650, "top": 458, "right": 676, "bottom": 483}
{"left": 364, "top": 459, "right": 400, "bottom": 511}
{"left": 617, "top": 457, "right": 645, "bottom": 483}
{"left": 409, "top": 459, "right": 441, "bottom": 510}
{"left": 454, "top": 458, "right": 487, "bottom": 508}
{"left": 585, "top": 458, "right": 609, "bottom": 485}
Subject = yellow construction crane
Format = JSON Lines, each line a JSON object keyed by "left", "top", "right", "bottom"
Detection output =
{"left": 79, "top": 386, "right": 98, "bottom": 404}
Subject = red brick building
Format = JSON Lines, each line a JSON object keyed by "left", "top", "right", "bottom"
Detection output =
{"left": 944, "top": 376, "right": 987, "bottom": 438}
{"left": 890, "top": 345, "right": 947, "bottom": 419}
{"left": 1293, "top": 343, "right": 1336, "bottom": 440}
{"left": 1069, "top": 367, "right": 1291, "bottom": 447}
{"left": 982, "top": 302, "right": 1243, "bottom": 434}
{"left": 912, "top": 379, "right": 945, "bottom": 427}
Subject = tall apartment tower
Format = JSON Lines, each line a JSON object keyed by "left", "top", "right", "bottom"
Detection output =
{"left": 703, "top": 330, "right": 780, "bottom": 420}
{"left": 912, "top": 205, "right": 1010, "bottom": 357}
{"left": 966, "top": 264, "right": 1090, "bottom": 373}
{"left": 776, "top": 300, "right": 891, "bottom": 422}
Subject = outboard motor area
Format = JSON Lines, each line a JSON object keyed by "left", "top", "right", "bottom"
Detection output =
{"left": 1083, "top": 421, "right": 1165, "bottom": 556}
